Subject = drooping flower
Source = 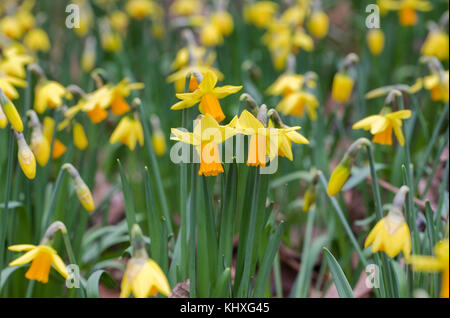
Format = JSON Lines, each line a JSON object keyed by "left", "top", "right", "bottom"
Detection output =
{"left": 307, "top": 11, "right": 329, "bottom": 39}
{"left": 73, "top": 122, "right": 88, "bottom": 150}
{"left": 8, "top": 244, "right": 69, "bottom": 284}
{"left": 367, "top": 29, "right": 385, "bottom": 56}
{"left": 364, "top": 186, "right": 411, "bottom": 258}
{"left": 377, "top": 0, "right": 432, "bottom": 27}
{"left": 331, "top": 72, "right": 354, "bottom": 103}
{"left": 409, "top": 240, "right": 449, "bottom": 298}
{"left": 15, "top": 131, "right": 36, "bottom": 180}
{"left": 34, "top": 81, "right": 69, "bottom": 114}
{"left": 211, "top": 11, "right": 234, "bottom": 36}
{"left": 352, "top": 109, "right": 412, "bottom": 146}
{"left": 24, "top": 28, "right": 51, "bottom": 52}
{"left": 0, "top": 46, "right": 34, "bottom": 79}
{"left": 171, "top": 71, "right": 242, "bottom": 123}
{"left": 62, "top": 163, "right": 95, "bottom": 212}
{"left": 276, "top": 90, "right": 319, "bottom": 120}
{"left": 421, "top": 30, "right": 449, "bottom": 61}
{"left": 423, "top": 70, "right": 449, "bottom": 103}
{"left": 43, "top": 116, "right": 67, "bottom": 160}
{"left": 243, "top": 1, "right": 278, "bottom": 29}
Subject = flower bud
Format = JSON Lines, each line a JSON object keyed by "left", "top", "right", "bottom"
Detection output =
{"left": 73, "top": 122, "right": 88, "bottom": 150}
{"left": 367, "top": 29, "right": 385, "bottom": 56}
{"left": 63, "top": 163, "right": 95, "bottom": 212}
{"left": 308, "top": 11, "right": 329, "bottom": 39}
{"left": 303, "top": 171, "right": 319, "bottom": 213}
{"left": 0, "top": 106, "right": 7, "bottom": 129}
{"left": 28, "top": 111, "right": 51, "bottom": 167}
{"left": 331, "top": 72, "right": 354, "bottom": 103}
{"left": 15, "top": 131, "right": 36, "bottom": 179}
{"left": 2, "top": 101, "right": 23, "bottom": 133}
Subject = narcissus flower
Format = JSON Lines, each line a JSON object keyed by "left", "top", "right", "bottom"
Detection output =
{"left": 43, "top": 116, "right": 67, "bottom": 160}
{"left": 378, "top": 0, "right": 432, "bottom": 26}
{"left": 63, "top": 163, "right": 95, "bottom": 212}
{"left": 243, "top": 1, "right": 278, "bottom": 29}
{"left": 171, "top": 71, "right": 242, "bottom": 123}
{"left": 331, "top": 72, "right": 354, "bottom": 103}
{"left": 364, "top": 186, "right": 411, "bottom": 258}
{"left": 169, "top": 0, "right": 203, "bottom": 17}
{"left": 200, "top": 23, "right": 223, "bottom": 47}
{"left": 110, "top": 79, "right": 145, "bottom": 116}
{"left": 8, "top": 244, "right": 69, "bottom": 284}
{"left": 276, "top": 90, "right": 319, "bottom": 120}
{"left": 73, "top": 122, "right": 88, "bottom": 150}
{"left": 308, "top": 11, "right": 329, "bottom": 39}
{"left": 267, "top": 117, "right": 309, "bottom": 161}
{"left": 423, "top": 70, "right": 449, "bottom": 103}
{"left": 15, "top": 131, "right": 36, "bottom": 180}
{"left": 126, "top": 0, "right": 162, "bottom": 20}
{"left": 167, "top": 65, "right": 224, "bottom": 94}
{"left": 352, "top": 109, "right": 412, "bottom": 146}
{"left": 110, "top": 116, "right": 144, "bottom": 151}
{"left": 34, "top": 81, "right": 69, "bottom": 114}
{"left": 0, "top": 73, "right": 27, "bottom": 100}
{"left": 120, "top": 224, "right": 171, "bottom": 298}
{"left": 24, "top": 28, "right": 51, "bottom": 52}
{"left": 211, "top": 11, "right": 234, "bottom": 36}
{"left": 0, "top": 16, "right": 24, "bottom": 39}
{"left": 421, "top": 30, "right": 449, "bottom": 61}
{"left": 409, "top": 240, "right": 449, "bottom": 298}
{"left": 0, "top": 46, "right": 34, "bottom": 79}
{"left": 367, "top": 29, "right": 385, "bottom": 56}
{"left": 171, "top": 114, "right": 238, "bottom": 176}
{"left": 0, "top": 97, "right": 23, "bottom": 132}
{"left": 266, "top": 73, "right": 307, "bottom": 97}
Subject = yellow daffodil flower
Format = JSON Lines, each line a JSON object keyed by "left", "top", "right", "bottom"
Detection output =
{"left": 276, "top": 90, "right": 319, "bottom": 120}
{"left": 121, "top": 224, "right": 171, "bottom": 298}
{"left": 171, "top": 113, "right": 238, "bottom": 176}
{"left": 421, "top": 30, "right": 449, "bottom": 61}
{"left": 110, "top": 78, "right": 145, "bottom": 116}
{"left": 200, "top": 23, "right": 223, "bottom": 47}
{"left": 34, "top": 81, "right": 68, "bottom": 114}
{"left": 0, "top": 16, "right": 24, "bottom": 39}
{"left": 43, "top": 116, "right": 67, "bottom": 159}
{"left": 352, "top": 109, "right": 412, "bottom": 146}
{"left": 0, "top": 98, "right": 23, "bottom": 132}
{"left": 378, "top": 0, "right": 432, "bottom": 26}
{"left": 409, "top": 240, "right": 449, "bottom": 298}
{"left": 266, "top": 74, "right": 306, "bottom": 97}
{"left": 73, "top": 122, "right": 88, "bottom": 150}
{"left": 423, "top": 70, "right": 449, "bottom": 102}
{"left": 267, "top": 119, "right": 309, "bottom": 161}
{"left": 101, "top": 31, "right": 123, "bottom": 52}
{"left": 367, "top": 29, "right": 385, "bottom": 56}
{"left": 110, "top": 10, "right": 129, "bottom": 35}
{"left": 308, "top": 11, "right": 329, "bottom": 39}
{"left": 243, "top": 1, "right": 279, "bottom": 29}
{"left": 28, "top": 110, "right": 51, "bottom": 166}
{"left": 364, "top": 186, "right": 411, "bottom": 258}
{"left": 170, "top": 46, "right": 209, "bottom": 71}
{"left": 167, "top": 65, "right": 223, "bottom": 93}
{"left": 110, "top": 116, "right": 144, "bottom": 151}
{"left": 73, "top": 0, "right": 93, "bottom": 37}
{"left": 24, "top": 28, "right": 51, "bottom": 52}
{"left": 126, "top": 0, "right": 162, "bottom": 20}
{"left": 211, "top": 11, "right": 234, "bottom": 36}
{"left": 169, "top": 0, "right": 203, "bottom": 17}
{"left": 0, "top": 73, "right": 27, "bottom": 100}
{"left": 171, "top": 71, "right": 242, "bottom": 123}
{"left": 8, "top": 244, "right": 69, "bottom": 284}
{"left": 331, "top": 72, "right": 354, "bottom": 103}
{"left": 0, "top": 46, "right": 34, "bottom": 79}
{"left": 81, "top": 37, "right": 97, "bottom": 73}
{"left": 280, "top": 5, "right": 306, "bottom": 27}
{"left": 150, "top": 115, "right": 166, "bottom": 156}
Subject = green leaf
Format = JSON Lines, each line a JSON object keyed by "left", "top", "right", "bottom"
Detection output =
{"left": 323, "top": 247, "right": 354, "bottom": 298}
{"left": 269, "top": 171, "right": 311, "bottom": 189}
{"left": 0, "top": 265, "right": 25, "bottom": 291}
{"left": 118, "top": 159, "right": 136, "bottom": 241}
{"left": 86, "top": 270, "right": 116, "bottom": 298}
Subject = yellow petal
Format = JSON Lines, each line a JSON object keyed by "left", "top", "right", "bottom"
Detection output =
{"left": 352, "top": 115, "right": 383, "bottom": 130}
{"left": 198, "top": 71, "right": 217, "bottom": 93}
{"left": 9, "top": 248, "right": 39, "bottom": 266}
{"left": 8, "top": 244, "right": 36, "bottom": 252}
{"left": 392, "top": 120, "right": 405, "bottom": 146}
{"left": 212, "top": 85, "right": 243, "bottom": 99}
{"left": 51, "top": 253, "right": 69, "bottom": 279}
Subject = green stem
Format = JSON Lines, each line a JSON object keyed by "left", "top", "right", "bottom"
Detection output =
{"left": 40, "top": 169, "right": 65, "bottom": 235}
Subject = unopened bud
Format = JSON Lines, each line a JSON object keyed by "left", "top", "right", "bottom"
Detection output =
{"left": 15, "top": 131, "right": 36, "bottom": 179}
{"left": 73, "top": 122, "right": 88, "bottom": 150}
{"left": 62, "top": 163, "right": 95, "bottom": 212}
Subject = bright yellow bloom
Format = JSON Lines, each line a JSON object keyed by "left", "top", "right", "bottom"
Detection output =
{"left": 267, "top": 119, "right": 309, "bottom": 161}
{"left": 34, "top": 81, "right": 68, "bottom": 114}
{"left": 1, "top": 101, "right": 23, "bottom": 132}
{"left": 111, "top": 79, "right": 144, "bottom": 115}
{"left": 152, "top": 130, "right": 166, "bottom": 157}
{"left": 367, "top": 29, "right": 385, "bottom": 56}
{"left": 121, "top": 257, "right": 171, "bottom": 298}
{"left": 409, "top": 240, "right": 449, "bottom": 298}
{"left": 171, "top": 114, "right": 238, "bottom": 176}
{"left": 243, "top": 1, "right": 278, "bottom": 29}
{"left": 276, "top": 90, "right": 319, "bottom": 120}
{"left": 281, "top": 5, "right": 306, "bottom": 26}
{"left": 0, "top": 16, "right": 23, "bottom": 39}
{"left": 423, "top": 71, "right": 449, "bottom": 102}
{"left": 200, "top": 23, "right": 223, "bottom": 47}
{"left": 8, "top": 244, "right": 69, "bottom": 284}
{"left": 110, "top": 10, "right": 129, "bottom": 34}
{"left": 43, "top": 116, "right": 67, "bottom": 160}
{"left": 24, "top": 28, "right": 51, "bottom": 52}
{"left": 327, "top": 161, "right": 351, "bottom": 196}
{"left": 211, "top": 11, "right": 234, "bottom": 36}
{"left": 0, "top": 74, "right": 27, "bottom": 100}
{"left": 110, "top": 116, "right": 144, "bottom": 151}
{"left": 421, "top": 31, "right": 449, "bottom": 61}
{"left": 16, "top": 131, "right": 36, "bottom": 180}
{"left": 169, "top": 0, "right": 202, "bottom": 17}
{"left": 378, "top": 0, "right": 432, "bottom": 26}
{"left": 170, "top": 46, "right": 208, "bottom": 71}
{"left": 308, "top": 11, "right": 329, "bottom": 39}
{"left": 171, "top": 71, "right": 242, "bottom": 123}
{"left": 126, "top": 0, "right": 161, "bottom": 20}
{"left": 331, "top": 72, "right": 354, "bottom": 103}
{"left": 101, "top": 31, "right": 123, "bottom": 52}
{"left": 16, "top": 0, "right": 36, "bottom": 32}
{"left": 352, "top": 109, "right": 412, "bottom": 146}
{"left": 266, "top": 74, "right": 306, "bottom": 97}
{"left": 0, "top": 46, "right": 34, "bottom": 79}
{"left": 73, "top": 122, "right": 88, "bottom": 150}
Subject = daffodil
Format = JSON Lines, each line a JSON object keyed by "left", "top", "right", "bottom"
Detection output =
{"left": 171, "top": 113, "right": 238, "bottom": 176}
{"left": 24, "top": 28, "right": 51, "bottom": 52}
{"left": 171, "top": 71, "right": 242, "bottom": 123}
{"left": 110, "top": 10, "right": 129, "bottom": 35}
{"left": 81, "top": 37, "right": 97, "bottom": 73}
{"left": 331, "top": 72, "right": 354, "bottom": 103}
{"left": 150, "top": 115, "right": 166, "bottom": 156}
{"left": 211, "top": 11, "right": 234, "bottom": 36}
{"left": 243, "top": 1, "right": 278, "bottom": 29}
{"left": 167, "top": 64, "right": 223, "bottom": 93}
{"left": 43, "top": 116, "right": 67, "bottom": 159}
{"left": 308, "top": 11, "right": 329, "bottom": 39}
{"left": 126, "top": 0, "right": 162, "bottom": 20}
{"left": 34, "top": 81, "right": 69, "bottom": 114}
{"left": 200, "top": 23, "right": 223, "bottom": 47}
{"left": 367, "top": 29, "right": 385, "bottom": 56}
{"left": 276, "top": 90, "right": 319, "bottom": 120}
{"left": 423, "top": 70, "right": 449, "bottom": 103}
{"left": 15, "top": 131, "right": 36, "bottom": 180}
{"left": 120, "top": 224, "right": 171, "bottom": 298}
{"left": 0, "top": 94, "right": 23, "bottom": 132}
{"left": 0, "top": 73, "right": 27, "bottom": 100}
{"left": 352, "top": 109, "right": 412, "bottom": 146}
{"left": 110, "top": 116, "right": 144, "bottom": 151}
{"left": 0, "top": 16, "right": 23, "bottom": 39}
{"left": 8, "top": 244, "right": 69, "bottom": 284}
{"left": 73, "top": 122, "right": 88, "bottom": 150}
{"left": 72, "top": 0, "right": 93, "bottom": 37}
{"left": 110, "top": 78, "right": 145, "bottom": 116}
{"left": 378, "top": 0, "right": 432, "bottom": 26}
{"left": 169, "top": 0, "right": 203, "bottom": 17}
{"left": 421, "top": 30, "right": 449, "bottom": 61}
{"left": 364, "top": 186, "right": 411, "bottom": 258}
{"left": 28, "top": 110, "right": 51, "bottom": 167}
{"left": 267, "top": 118, "right": 309, "bottom": 161}
{"left": 266, "top": 73, "right": 306, "bottom": 97}
{"left": 0, "top": 46, "right": 34, "bottom": 79}
{"left": 409, "top": 240, "right": 449, "bottom": 298}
